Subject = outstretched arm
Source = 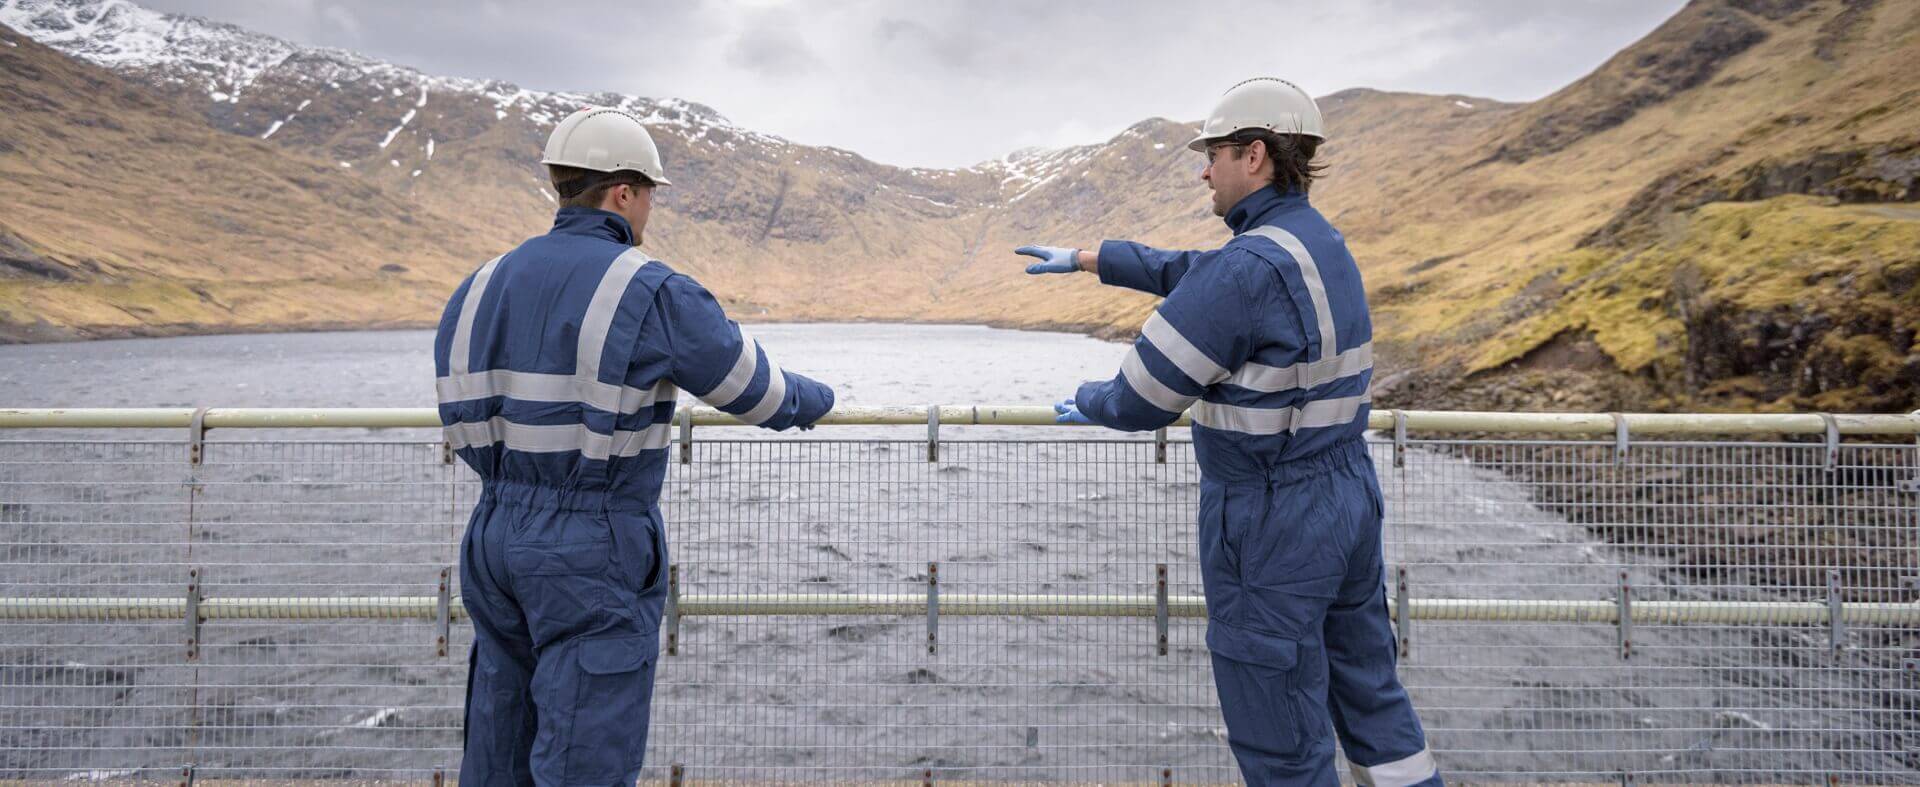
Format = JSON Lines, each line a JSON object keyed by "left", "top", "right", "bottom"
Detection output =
{"left": 1016, "top": 242, "right": 1210, "bottom": 297}
{"left": 1071, "top": 256, "right": 1254, "bottom": 431}
{"left": 659, "top": 275, "right": 834, "bottom": 430}
{"left": 1091, "top": 240, "right": 1209, "bottom": 297}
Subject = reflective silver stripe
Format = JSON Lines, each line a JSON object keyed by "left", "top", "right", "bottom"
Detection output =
{"left": 1243, "top": 226, "right": 1336, "bottom": 362}
{"left": 444, "top": 417, "right": 672, "bottom": 460}
{"left": 1349, "top": 748, "right": 1437, "bottom": 787}
{"left": 700, "top": 329, "right": 761, "bottom": 408}
{"left": 447, "top": 256, "right": 503, "bottom": 376}
{"left": 740, "top": 359, "right": 789, "bottom": 426}
{"left": 438, "top": 249, "right": 665, "bottom": 421}
{"left": 1189, "top": 393, "right": 1370, "bottom": 435}
{"left": 1228, "top": 342, "right": 1373, "bottom": 392}
{"left": 1141, "top": 311, "right": 1227, "bottom": 386}
{"left": 435, "top": 370, "right": 672, "bottom": 415}
{"left": 566, "top": 247, "right": 659, "bottom": 456}
{"left": 576, "top": 248, "right": 651, "bottom": 390}
{"left": 604, "top": 420, "right": 675, "bottom": 457}
{"left": 1120, "top": 346, "right": 1197, "bottom": 414}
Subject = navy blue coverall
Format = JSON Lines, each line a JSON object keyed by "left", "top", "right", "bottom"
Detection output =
{"left": 434, "top": 207, "right": 834, "bottom": 785}
{"left": 1075, "top": 185, "right": 1440, "bottom": 786}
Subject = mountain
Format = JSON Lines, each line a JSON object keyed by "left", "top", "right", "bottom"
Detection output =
{"left": 2, "top": 0, "right": 1916, "bottom": 413}
{"left": 1363, "top": 0, "right": 1920, "bottom": 412}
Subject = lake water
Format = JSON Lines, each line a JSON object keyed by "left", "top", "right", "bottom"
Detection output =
{"left": 0, "top": 324, "right": 1128, "bottom": 408}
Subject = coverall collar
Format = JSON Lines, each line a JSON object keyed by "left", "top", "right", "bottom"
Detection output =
{"left": 1224, "top": 184, "right": 1308, "bottom": 235}
{"left": 550, "top": 207, "right": 637, "bottom": 246}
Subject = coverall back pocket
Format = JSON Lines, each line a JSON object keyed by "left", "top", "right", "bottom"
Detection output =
{"left": 506, "top": 540, "right": 611, "bottom": 576}
{"left": 507, "top": 539, "right": 614, "bottom": 646}
{"left": 566, "top": 633, "right": 659, "bottom": 782}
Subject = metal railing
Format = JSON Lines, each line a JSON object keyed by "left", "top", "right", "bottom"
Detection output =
{"left": 1, "top": 406, "right": 1917, "bottom": 783}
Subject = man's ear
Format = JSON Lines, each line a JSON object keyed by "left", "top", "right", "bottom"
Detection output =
{"left": 1245, "top": 139, "right": 1268, "bottom": 173}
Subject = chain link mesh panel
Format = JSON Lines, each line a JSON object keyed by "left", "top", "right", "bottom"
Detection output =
{"left": 1, "top": 424, "right": 1916, "bottom": 783}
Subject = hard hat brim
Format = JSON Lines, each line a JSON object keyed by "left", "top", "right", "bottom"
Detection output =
{"left": 1186, "top": 133, "right": 1224, "bottom": 153}
{"left": 1187, "top": 127, "right": 1327, "bottom": 153}
{"left": 537, "top": 157, "right": 671, "bottom": 188}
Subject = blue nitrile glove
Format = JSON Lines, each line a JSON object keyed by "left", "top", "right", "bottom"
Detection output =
{"left": 1054, "top": 398, "right": 1095, "bottom": 425}
{"left": 1016, "top": 245, "right": 1080, "bottom": 274}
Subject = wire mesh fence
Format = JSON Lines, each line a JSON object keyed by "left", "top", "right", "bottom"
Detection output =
{"left": 0, "top": 411, "right": 1916, "bottom": 783}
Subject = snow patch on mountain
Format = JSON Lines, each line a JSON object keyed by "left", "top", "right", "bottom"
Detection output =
{"left": 0, "top": 0, "right": 295, "bottom": 100}
{"left": 379, "top": 109, "right": 416, "bottom": 149}
{"left": 1, "top": 0, "right": 1086, "bottom": 184}
{"left": 0, "top": 0, "right": 773, "bottom": 144}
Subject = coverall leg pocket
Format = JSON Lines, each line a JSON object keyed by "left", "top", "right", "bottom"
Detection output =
{"left": 1209, "top": 639, "right": 1337, "bottom": 785}
{"left": 563, "top": 633, "right": 659, "bottom": 784}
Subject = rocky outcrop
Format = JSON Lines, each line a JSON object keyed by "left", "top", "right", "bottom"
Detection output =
{"left": 1683, "top": 269, "right": 1920, "bottom": 410}
{"left": 1583, "top": 141, "right": 1920, "bottom": 248}
{"left": 1478, "top": 2, "right": 1768, "bottom": 166}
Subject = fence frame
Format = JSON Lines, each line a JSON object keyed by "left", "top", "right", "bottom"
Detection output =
{"left": 5, "top": 405, "right": 1919, "bottom": 781}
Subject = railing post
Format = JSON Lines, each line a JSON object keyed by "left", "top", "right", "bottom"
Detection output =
{"left": 1617, "top": 571, "right": 1633, "bottom": 661}
{"left": 435, "top": 567, "right": 452, "bottom": 658}
{"left": 1828, "top": 569, "right": 1845, "bottom": 656}
{"left": 1155, "top": 563, "right": 1169, "bottom": 656}
{"left": 1394, "top": 565, "right": 1411, "bottom": 660}
{"left": 927, "top": 561, "right": 939, "bottom": 655}
{"left": 1154, "top": 427, "right": 1168, "bottom": 464}
{"left": 184, "top": 567, "right": 202, "bottom": 662}
{"left": 1903, "top": 426, "right": 1920, "bottom": 493}
{"left": 927, "top": 405, "right": 940, "bottom": 463}
{"left": 1819, "top": 413, "right": 1840, "bottom": 472}
{"left": 179, "top": 765, "right": 195, "bottom": 787}
{"left": 431, "top": 767, "right": 445, "bottom": 786}
{"left": 669, "top": 763, "right": 684, "bottom": 787}
{"left": 665, "top": 563, "right": 681, "bottom": 656}
{"left": 1609, "top": 412, "right": 1630, "bottom": 465}
{"left": 677, "top": 408, "right": 693, "bottom": 465}
{"left": 187, "top": 406, "right": 210, "bottom": 465}
{"left": 1160, "top": 766, "right": 1173, "bottom": 787}
{"left": 1391, "top": 410, "right": 1408, "bottom": 469}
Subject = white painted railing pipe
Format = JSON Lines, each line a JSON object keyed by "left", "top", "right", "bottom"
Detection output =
{"left": 6, "top": 594, "right": 1916, "bottom": 626}
{"left": 1, "top": 406, "right": 1917, "bottom": 434}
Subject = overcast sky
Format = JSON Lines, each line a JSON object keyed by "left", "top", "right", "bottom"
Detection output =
{"left": 143, "top": 0, "right": 1689, "bottom": 169}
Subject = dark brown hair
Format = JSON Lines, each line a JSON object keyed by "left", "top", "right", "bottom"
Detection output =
{"left": 547, "top": 164, "right": 655, "bottom": 210}
{"left": 1223, "top": 129, "right": 1324, "bottom": 194}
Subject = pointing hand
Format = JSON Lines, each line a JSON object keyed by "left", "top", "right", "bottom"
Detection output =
{"left": 1016, "top": 245, "right": 1080, "bottom": 275}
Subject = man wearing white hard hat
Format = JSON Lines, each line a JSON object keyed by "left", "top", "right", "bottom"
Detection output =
{"left": 435, "top": 107, "right": 836, "bottom": 785}
{"left": 1016, "top": 79, "right": 1440, "bottom": 786}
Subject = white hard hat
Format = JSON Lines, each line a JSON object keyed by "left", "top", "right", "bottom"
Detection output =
{"left": 1186, "top": 77, "right": 1325, "bottom": 152}
{"left": 541, "top": 107, "right": 672, "bottom": 186}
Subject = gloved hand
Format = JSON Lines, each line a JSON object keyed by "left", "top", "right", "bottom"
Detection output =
{"left": 1054, "top": 398, "right": 1094, "bottom": 425}
{"left": 1016, "top": 245, "right": 1080, "bottom": 274}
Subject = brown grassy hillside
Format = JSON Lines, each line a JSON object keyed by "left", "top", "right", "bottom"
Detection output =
{"left": 0, "top": 29, "right": 498, "bottom": 341}
{"left": 1361, "top": 0, "right": 1920, "bottom": 412}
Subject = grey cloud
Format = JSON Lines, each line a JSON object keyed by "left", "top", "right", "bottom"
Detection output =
{"left": 728, "top": 13, "right": 821, "bottom": 76}
{"left": 135, "top": 0, "right": 1688, "bottom": 168}
{"left": 873, "top": 17, "right": 983, "bottom": 70}
{"left": 318, "top": 3, "right": 359, "bottom": 37}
